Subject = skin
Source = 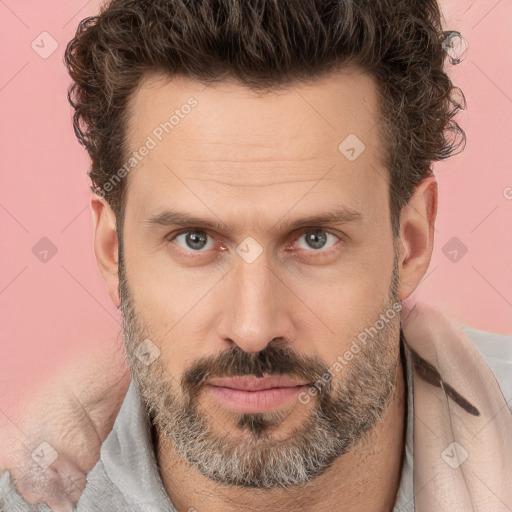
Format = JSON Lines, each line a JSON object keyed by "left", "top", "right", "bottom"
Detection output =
{"left": 0, "top": 350, "right": 129, "bottom": 512}
{"left": 91, "top": 68, "right": 437, "bottom": 511}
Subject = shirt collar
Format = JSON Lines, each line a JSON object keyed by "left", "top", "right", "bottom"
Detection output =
{"left": 100, "top": 377, "right": 174, "bottom": 509}
{"left": 393, "top": 329, "right": 415, "bottom": 511}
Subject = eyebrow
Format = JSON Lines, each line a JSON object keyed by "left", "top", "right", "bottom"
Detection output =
{"left": 145, "top": 206, "right": 363, "bottom": 233}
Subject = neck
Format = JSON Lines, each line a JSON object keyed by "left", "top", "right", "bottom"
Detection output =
{"left": 154, "top": 358, "right": 406, "bottom": 512}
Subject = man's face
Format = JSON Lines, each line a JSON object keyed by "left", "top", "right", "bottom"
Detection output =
{"left": 118, "top": 69, "right": 402, "bottom": 487}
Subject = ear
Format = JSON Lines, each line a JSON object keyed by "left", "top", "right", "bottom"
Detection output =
{"left": 397, "top": 176, "right": 438, "bottom": 301}
{"left": 90, "top": 195, "right": 121, "bottom": 308}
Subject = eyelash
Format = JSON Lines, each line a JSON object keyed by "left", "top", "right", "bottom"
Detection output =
{"left": 167, "top": 227, "right": 342, "bottom": 259}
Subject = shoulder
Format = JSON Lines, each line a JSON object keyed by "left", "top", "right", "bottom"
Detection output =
{"left": 461, "top": 324, "right": 512, "bottom": 410}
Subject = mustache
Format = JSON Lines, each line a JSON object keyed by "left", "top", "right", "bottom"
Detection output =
{"left": 181, "top": 344, "right": 329, "bottom": 399}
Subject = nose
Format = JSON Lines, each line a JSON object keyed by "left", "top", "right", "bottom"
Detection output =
{"left": 216, "top": 251, "right": 294, "bottom": 353}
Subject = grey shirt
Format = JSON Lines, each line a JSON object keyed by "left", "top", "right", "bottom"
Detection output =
{"left": 1, "top": 325, "right": 510, "bottom": 512}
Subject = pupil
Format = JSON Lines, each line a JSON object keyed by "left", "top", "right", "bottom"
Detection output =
{"left": 306, "top": 230, "right": 326, "bottom": 249}
{"left": 186, "top": 231, "right": 207, "bottom": 250}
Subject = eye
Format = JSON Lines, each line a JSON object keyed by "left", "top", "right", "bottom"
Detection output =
{"left": 172, "top": 230, "right": 215, "bottom": 251}
{"left": 169, "top": 228, "right": 341, "bottom": 257}
{"left": 295, "top": 229, "right": 340, "bottom": 251}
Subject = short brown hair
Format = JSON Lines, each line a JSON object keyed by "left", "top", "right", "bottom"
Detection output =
{"left": 64, "top": 0, "right": 465, "bottom": 235}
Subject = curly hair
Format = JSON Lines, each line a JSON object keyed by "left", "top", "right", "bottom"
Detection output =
{"left": 64, "top": 0, "right": 465, "bottom": 236}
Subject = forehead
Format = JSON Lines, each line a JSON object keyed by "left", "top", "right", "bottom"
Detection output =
{"left": 126, "top": 68, "right": 382, "bottom": 160}
{"left": 122, "top": 68, "right": 389, "bottom": 229}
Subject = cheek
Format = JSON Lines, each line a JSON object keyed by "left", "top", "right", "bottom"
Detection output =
{"left": 294, "top": 246, "right": 394, "bottom": 358}
{"left": 124, "top": 240, "right": 219, "bottom": 328}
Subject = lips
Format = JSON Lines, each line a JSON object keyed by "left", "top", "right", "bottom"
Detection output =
{"left": 208, "top": 375, "right": 308, "bottom": 391}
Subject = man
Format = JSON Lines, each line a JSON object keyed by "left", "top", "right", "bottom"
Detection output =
{"left": 1, "top": 0, "right": 511, "bottom": 511}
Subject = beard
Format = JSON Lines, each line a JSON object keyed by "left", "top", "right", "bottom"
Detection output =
{"left": 118, "top": 254, "right": 402, "bottom": 489}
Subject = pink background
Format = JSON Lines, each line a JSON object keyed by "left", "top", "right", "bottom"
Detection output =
{"left": 1, "top": 1, "right": 511, "bottom": 425}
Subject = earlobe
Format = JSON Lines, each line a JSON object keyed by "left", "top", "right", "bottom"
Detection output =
{"left": 90, "top": 195, "right": 121, "bottom": 308}
{"left": 397, "top": 176, "right": 438, "bottom": 301}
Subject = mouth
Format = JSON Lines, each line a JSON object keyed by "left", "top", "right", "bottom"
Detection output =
{"left": 206, "top": 375, "right": 311, "bottom": 413}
